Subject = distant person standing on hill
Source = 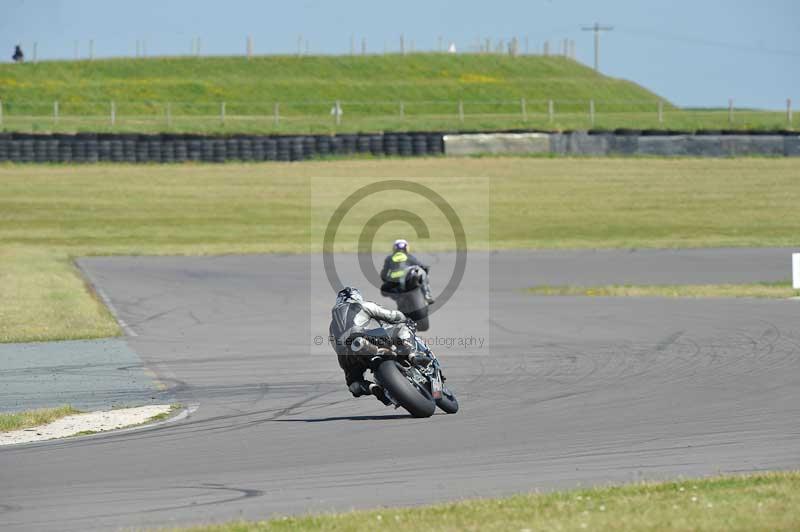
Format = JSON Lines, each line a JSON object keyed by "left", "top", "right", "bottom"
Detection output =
{"left": 12, "top": 45, "right": 24, "bottom": 63}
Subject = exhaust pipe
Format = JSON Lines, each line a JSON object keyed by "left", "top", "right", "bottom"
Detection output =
{"left": 350, "top": 336, "right": 379, "bottom": 355}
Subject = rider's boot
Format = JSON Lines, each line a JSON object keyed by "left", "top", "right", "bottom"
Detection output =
{"left": 369, "top": 383, "right": 392, "bottom": 405}
{"left": 348, "top": 380, "right": 372, "bottom": 398}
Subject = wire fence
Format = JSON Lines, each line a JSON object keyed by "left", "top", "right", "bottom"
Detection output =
{"left": 0, "top": 99, "right": 794, "bottom": 134}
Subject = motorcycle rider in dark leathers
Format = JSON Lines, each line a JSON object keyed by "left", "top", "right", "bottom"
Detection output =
{"left": 379, "top": 239, "right": 435, "bottom": 304}
{"left": 329, "top": 287, "right": 414, "bottom": 404}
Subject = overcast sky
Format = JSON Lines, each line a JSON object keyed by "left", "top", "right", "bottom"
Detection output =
{"left": 4, "top": 0, "right": 798, "bottom": 108}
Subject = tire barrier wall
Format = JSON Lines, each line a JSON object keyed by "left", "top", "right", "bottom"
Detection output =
{"left": 1, "top": 131, "right": 798, "bottom": 163}
{"left": 0, "top": 132, "right": 445, "bottom": 163}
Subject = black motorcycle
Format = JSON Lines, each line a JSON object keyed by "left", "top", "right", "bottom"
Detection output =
{"left": 381, "top": 266, "right": 430, "bottom": 331}
{"left": 349, "top": 322, "right": 458, "bottom": 418}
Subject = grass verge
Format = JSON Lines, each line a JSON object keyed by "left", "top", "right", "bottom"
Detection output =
{"left": 0, "top": 405, "right": 80, "bottom": 432}
{"left": 167, "top": 471, "right": 800, "bottom": 531}
{"left": 528, "top": 281, "right": 800, "bottom": 299}
{"left": 1, "top": 158, "right": 799, "bottom": 342}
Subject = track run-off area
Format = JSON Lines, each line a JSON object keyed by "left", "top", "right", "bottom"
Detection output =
{"left": 0, "top": 248, "right": 798, "bottom": 531}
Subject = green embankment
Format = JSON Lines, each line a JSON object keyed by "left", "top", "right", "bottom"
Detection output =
{"left": 1, "top": 157, "right": 799, "bottom": 343}
{"left": 10, "top": 54, "right": 780, "bottom": 133}
{"left": 0, "top": 54, "right": 662, "bottom": 109}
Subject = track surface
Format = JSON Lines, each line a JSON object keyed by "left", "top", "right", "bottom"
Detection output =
{"left": 2, "top": 249, "right": 799, "bottom": 531}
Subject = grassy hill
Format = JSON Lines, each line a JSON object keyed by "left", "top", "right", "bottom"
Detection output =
{"left": 0, "top": 54, "right": 664, "bottom": 106}
{"left": 0, "top": 54, "right": 786, "bottom": 133}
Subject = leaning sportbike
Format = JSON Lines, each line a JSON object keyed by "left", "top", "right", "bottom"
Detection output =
{"left": 349, "top": 321, "right": 458, "bottom": 418}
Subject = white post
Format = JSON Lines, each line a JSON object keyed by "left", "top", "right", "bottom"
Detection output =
{"left": 400, "top": 34, "right": 405, "bottom": 55}
{"left": 543, "top": 40, "right": 549, "bottom": 56}
{"left": 589, "top": 99, "right": 595, "bottom": 126}
{"left": 787, "top": 98, "right": 793, "bottom": 126}
{"left": 458, "top": 100, "right": 464, "bottom": 123}
{"left": 521, "top": 97, "right": 527, "bottom": 121}
{"left": 220, "top": 101, "right": 226, "bottom": 125}
{"left": 110, "top": 101, "right": 116, "bottom": 126}
{"left": 548, "top": 99, "right": 554, "bottom": 123}
{"left": 89, "top": 39, "right": 94, "bottom": 60}
{"left": 274, "top": 102, "right": 280, "bottom": 126}
{"left": 728, "top": 98, "right": 734, "bottom": 124}
{"left": 247, "top": 35, "right": 253, "bottom": 59}
{"left": 793, "top": 253, "right": 800, "bottom": 290}
{"left": 335, "top": 100, "right": 341, "bottom": 125}
{"left": 54, "top": 101, "right": 59, "bottom": 124}
{"left": 399, "top": 102, "right": 404, "bottom": 118}
{"left": 658, "top": 100, "right": 664, "bottom": 124}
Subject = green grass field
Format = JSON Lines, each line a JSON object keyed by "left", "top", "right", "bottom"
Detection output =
{"left": 168, "top": 472, "right": 799, "bottom": 531}
{"left": 529, "top": 281, "right": 800, "bottom": 299}
{"left": 1, "top": 157, "right": 799, "bottom": 343}
{"left": 1, "top": 55, "right": 791, "bottom": 133}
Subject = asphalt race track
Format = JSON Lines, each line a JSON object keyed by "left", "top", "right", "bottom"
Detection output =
{"left": 2, "top": 249, "right": 799, "bottom": 531}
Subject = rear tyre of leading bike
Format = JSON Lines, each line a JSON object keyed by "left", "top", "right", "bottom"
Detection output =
{"left": 403, "top": 288, "right": 430, "bottom": 332}
{"left": 375, "top": 360, "right": 435, "bottom": 418}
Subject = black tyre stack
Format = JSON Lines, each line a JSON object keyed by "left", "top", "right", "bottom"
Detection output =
{"left": 0, "top": 131, "right": 448, "bottom": 163}
{"left": 383, "top": 133, "right": 399, "bottom": 156}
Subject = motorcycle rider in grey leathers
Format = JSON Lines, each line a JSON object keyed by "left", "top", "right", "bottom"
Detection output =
{"left": 329, "top": 287, "right": 413, "bottom": 403}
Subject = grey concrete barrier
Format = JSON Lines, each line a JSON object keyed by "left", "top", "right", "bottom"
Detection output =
{"left": 549, "top": 131, "right": 799, "bottom": 157}
{"left": 444, "top": 132, "right": 550, "bottom": 156}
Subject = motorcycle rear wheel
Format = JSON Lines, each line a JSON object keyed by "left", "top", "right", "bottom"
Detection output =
{"left": 375, "top": 360, "right": 435, "bottom": 418}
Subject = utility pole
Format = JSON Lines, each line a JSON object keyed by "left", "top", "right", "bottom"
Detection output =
{"left": 581, "top": 22, "right": 613, "bottom": 71}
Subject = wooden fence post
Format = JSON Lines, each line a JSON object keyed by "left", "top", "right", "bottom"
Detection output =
{"left": 274, "top": 102, "right": 280, "bottom": 126}
{"left": 728, "top": 98, "right": 734, "bottom": 125}
{"left": 110, "top": 101, "right": 116, "bottom": 126}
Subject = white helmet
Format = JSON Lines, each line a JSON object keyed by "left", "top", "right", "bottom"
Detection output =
{"left": 393, "top": 239, "right": 409, "bottom": 252}
{"left": 336, "top": 286, "right": 362, "bottom": 304}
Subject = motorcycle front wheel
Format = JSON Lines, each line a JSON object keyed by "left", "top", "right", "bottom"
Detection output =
{"left": 436, "top": 387, "right": 459, "bottom": 414}
{"left": 375, "top": 360, "right": 435, "bottom": 418}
